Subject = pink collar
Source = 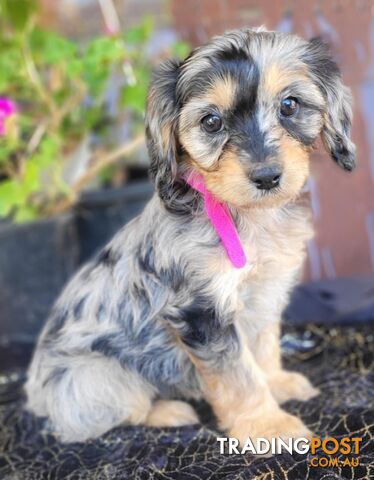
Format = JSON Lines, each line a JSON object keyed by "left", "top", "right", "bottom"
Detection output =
{"left": 185, "top": 172, "right": 247, "bottom": 269}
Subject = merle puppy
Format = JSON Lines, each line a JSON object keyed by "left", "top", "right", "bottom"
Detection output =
{"left": 26, "top": 27, "right": 355, "bottom": 444}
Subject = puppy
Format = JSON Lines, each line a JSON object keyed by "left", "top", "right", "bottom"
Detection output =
{"left": 26, "top": 27, "right": 355, "bottom": 444}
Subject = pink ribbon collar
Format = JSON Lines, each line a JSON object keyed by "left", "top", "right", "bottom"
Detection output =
{"left": 185, "top": 172, "right": 247, "bottom": 269}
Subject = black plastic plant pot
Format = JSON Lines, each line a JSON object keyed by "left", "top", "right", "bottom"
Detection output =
{"left": 0, "top": 214, "right": 79, "bottom": 403}
{"left": 0, "top": 180, "right": 153, "bottom": 339}
{"left": 0, "top": 180, "right": 154, "bottom": 404}
{"left": 0, "top": 214, "right": 78, "bottom": 339}
{"left": 75, "top": 179, "right": 154, "bottom": 264}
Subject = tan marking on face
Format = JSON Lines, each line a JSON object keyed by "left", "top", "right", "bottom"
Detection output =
{"left": 263, "top": 63, "right": 309, "bottom": 97}
{"left": 196, "top": 148, "right": 251, "bottom": 206}
{"left": 277, "top": 134, "right": 310, "bottom": 201}
{"left": 203, "top": 76, "right": 236, "bottom": 111}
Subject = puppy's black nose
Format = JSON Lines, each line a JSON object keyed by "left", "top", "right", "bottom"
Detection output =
{"left": 251, "top": 165, "right": 282, "bottom": 190}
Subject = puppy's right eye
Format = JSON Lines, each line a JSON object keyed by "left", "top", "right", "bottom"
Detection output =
{"left": 280, "top": 97, "right": 299, "bottom": 117}
{"left": 201, "top": 114, "right": 223, "bottom": 133}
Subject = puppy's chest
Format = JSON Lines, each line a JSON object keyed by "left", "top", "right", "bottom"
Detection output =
{"left": 240, "top": 207, "right": 312, "bottom": 272}
{"left": 208, "top": 209, "right": 311, "bottom": 297}
{"left": 239, "top": 226, "right": 301, "bottom": 277}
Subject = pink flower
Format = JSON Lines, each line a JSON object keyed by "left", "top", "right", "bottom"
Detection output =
{"left": 0, "top": 97, "right": 17, "bottom": 136}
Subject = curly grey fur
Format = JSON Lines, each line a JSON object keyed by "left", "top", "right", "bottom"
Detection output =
{"left": 26, "top": 27, "right": 355, "bottom": 443}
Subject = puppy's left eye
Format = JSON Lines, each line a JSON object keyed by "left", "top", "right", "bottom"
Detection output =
{"left": 280, "top": 97, "right": 299, "bottom": 117}
{"left": 201, "top": 114, "right": 223, "bottom": 133}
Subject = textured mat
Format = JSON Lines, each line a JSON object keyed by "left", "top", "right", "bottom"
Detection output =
{"left": 0, "top": 322, "right": 373, "bottom": 480}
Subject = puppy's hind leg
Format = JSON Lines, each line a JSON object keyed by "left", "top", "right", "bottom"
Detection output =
{"left": 145, "top": 400, "right": 199, "bottom": 427}
{"left": 26, "top": 353, "right": 155, "bottom": 443}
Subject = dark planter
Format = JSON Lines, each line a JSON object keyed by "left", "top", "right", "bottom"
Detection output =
{"left": 0, "top": 180, "right": 153, "bottom": 340}
{"left": 0, "top": 214, "right": 78, "bottom": 403}
{"left": 0, "top": 214, "right": 78, "bottom": 339}
{"left": 76, "top": 179, "right": 154, "bottom": 263}
{"left": 0, "top": 180, "right": 154, "bottom": 403}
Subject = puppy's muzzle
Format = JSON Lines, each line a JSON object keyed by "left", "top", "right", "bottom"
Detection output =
{"left": 250, "top": 165, "right": 282, "bottom": 190}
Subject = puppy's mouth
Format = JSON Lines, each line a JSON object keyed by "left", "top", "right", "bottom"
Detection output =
{"left": 249, "top": 183, "right": 285, "bottom": 206}
{"left": 255, "top": 185, "right": 282, "bottom": 197}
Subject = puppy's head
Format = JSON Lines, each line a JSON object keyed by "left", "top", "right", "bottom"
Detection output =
{"left": 146, "top": 28, "right": 356, "bottom": 209}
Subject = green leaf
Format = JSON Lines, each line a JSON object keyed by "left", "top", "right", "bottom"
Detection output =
{"left": 121, "top": 82, "right": 147, "bottom": 114}
{"left": 30, "top": 135, "right": 60, "bottom": 169}
{"left": 0, "top": 41, "right": 25, "bottom": 89}
{"left": 124, "top": 17, "right": 153, "bottom": 44}
{"left": 23, "top": 160, "right": 40, "bottom": 193}
{"left": 0, "top": 0, "right": 37, "bottom": 32}
{"left": 13, "top": 205, "right": 37, "bottom": 222}
{"left": 66, "top": 58, "right": 84, "bottom": 79}
{"left": 0, "top": 179, "right": 22, "bottom": 217}
{"left": 40, "top": 135, "right": 59, "bottom": 158}
{"left": 85, "top": 37, "right": 124, "bottom": 64}
{"left": 84, "top": 68, "right": 109, "bottom": 97}
{"left": 83, "top": 37, "right": 125, "bottom": 97}
{"left": 82, "top": 105, "right": 102, "bottom": 130}
{"left": 29, "top": 29, "right": 77, "bottom": 65}
{"left": 171, "top": 41, "right": 190, "bottom": 59}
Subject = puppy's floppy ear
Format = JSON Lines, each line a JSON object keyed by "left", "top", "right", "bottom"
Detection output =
{"left": 304, "top": 38, "right": 356, "bottom": 171}
{"left": 145, "top": 59, "right": 181, "bottom": 200}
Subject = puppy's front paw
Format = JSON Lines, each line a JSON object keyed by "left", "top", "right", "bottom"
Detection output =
{"left": 229, "top": 408, "right": 312, "bottom": 452}
{"left": 268, "top": 371, "right": 320, "bottom": 404}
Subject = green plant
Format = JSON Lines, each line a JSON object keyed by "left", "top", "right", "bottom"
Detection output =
{"left": 0, "top": 0, "right": 189, "bottom": 222}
